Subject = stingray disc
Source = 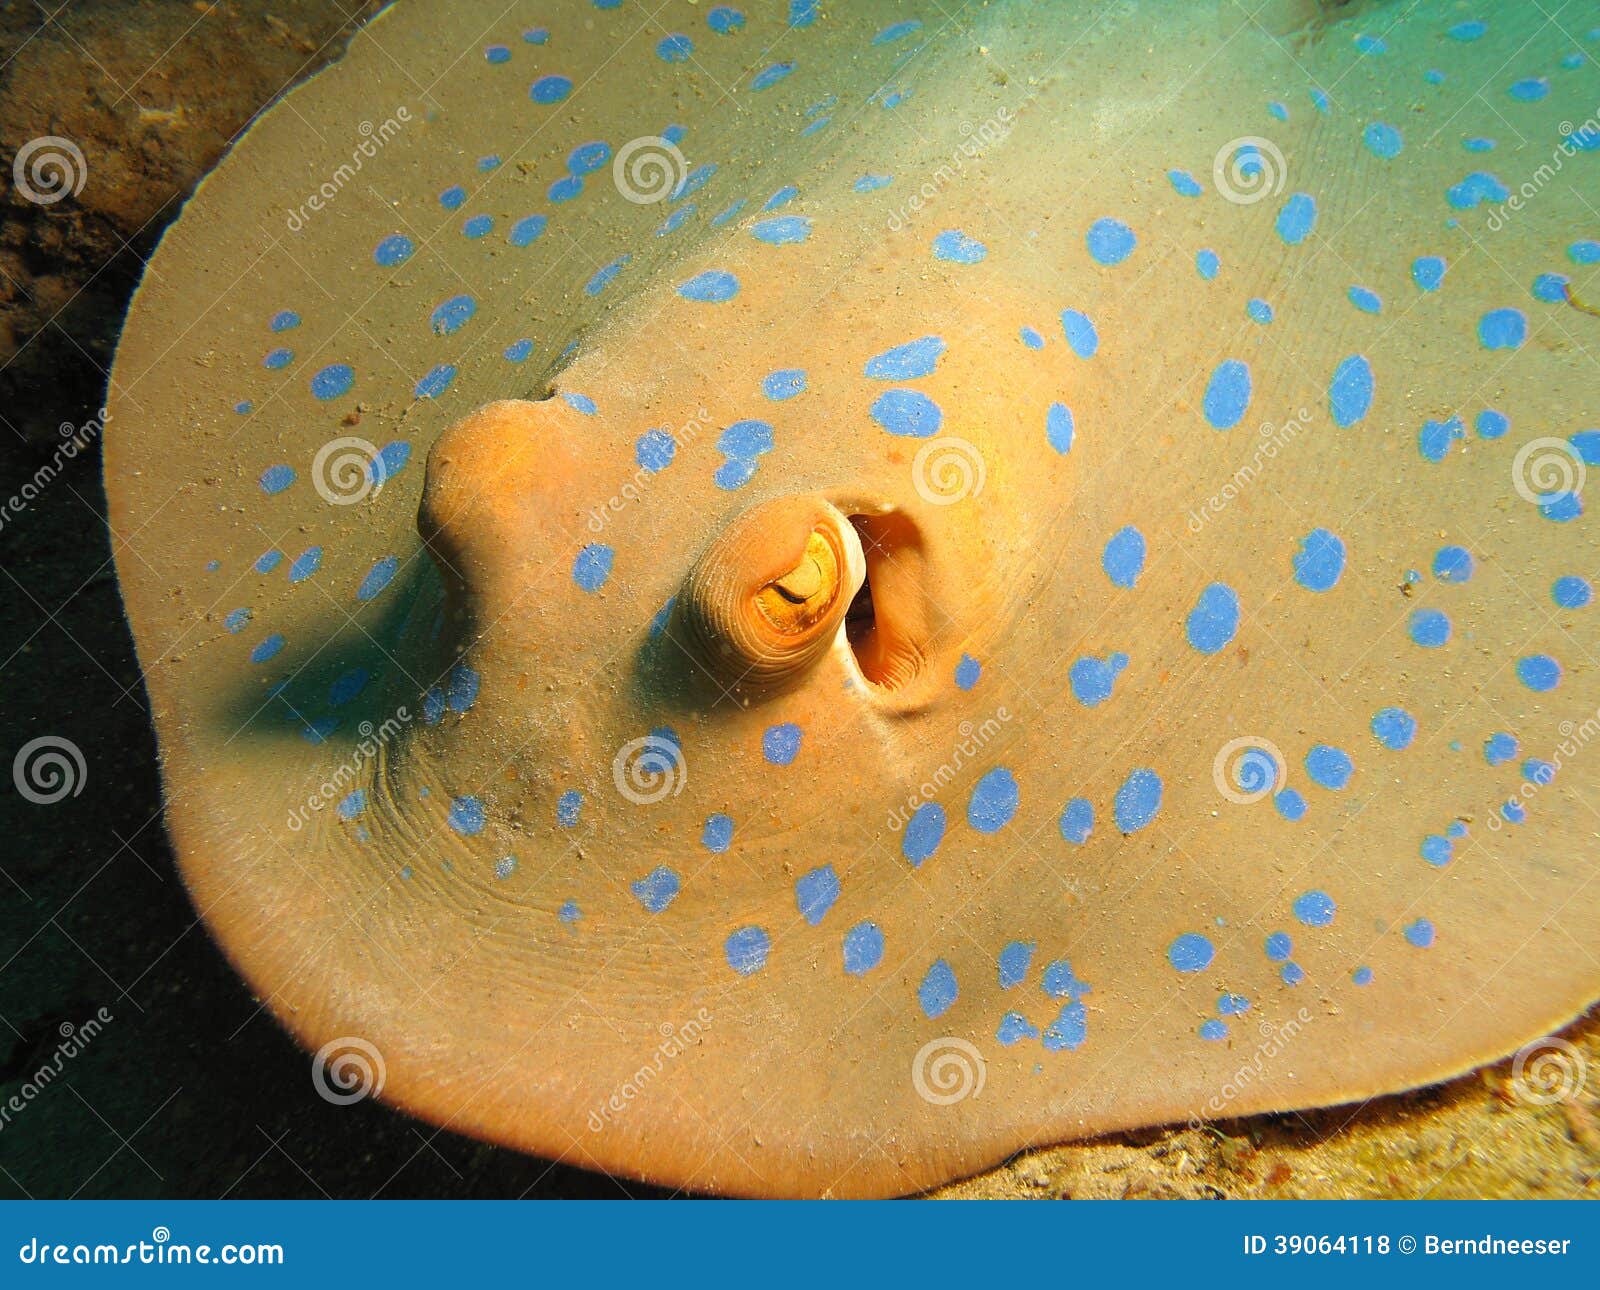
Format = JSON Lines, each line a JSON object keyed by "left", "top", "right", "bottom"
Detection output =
{"left": 106, "top": 0, "right": 1600, "bottom": 1196}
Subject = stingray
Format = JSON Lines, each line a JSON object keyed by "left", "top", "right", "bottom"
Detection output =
{"left": 104, "top": 0, "right": 1600, "bottom": 1196}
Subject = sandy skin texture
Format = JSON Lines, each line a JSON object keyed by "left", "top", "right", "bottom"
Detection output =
{"left": 101, "top": 0, "right": 1600, "bottom": 1196}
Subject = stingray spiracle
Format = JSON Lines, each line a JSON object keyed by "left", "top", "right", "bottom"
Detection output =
{"left": 675, "top": 496, "right": 866, "bottom": 691}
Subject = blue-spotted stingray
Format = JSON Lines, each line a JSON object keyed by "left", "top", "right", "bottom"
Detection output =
{"left": 105, "top": 0, "right": 1600, "bottom": 1197}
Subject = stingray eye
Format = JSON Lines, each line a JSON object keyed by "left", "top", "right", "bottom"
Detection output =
{"left": 677, "top": 496, "right": 866, "bottom": 691}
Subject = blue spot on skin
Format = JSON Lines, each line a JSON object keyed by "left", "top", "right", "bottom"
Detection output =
{"left": 1509, "top": 77, "right": 1548, "bottom": 101}
{"left": 656, "top": 34, "right": 693, "bottom": 63}
{"left": 1349, "top": 286, "right": 1383, "bottom": 313}
{"left": 968, "top": 768, "right": 1019, "bottom": 833}
{"left": 1293, "top": 529, "right": 1345, "bottom": 592}
{"left": 762, "top": 369, "right": 806, "bottom": 400}
{"left": 1329, "top": 355, "right": 1374, "bottom": 426}
{"left": 485, "top": 44, "right": 511, "bottom": 64}
{"left": 631, "top": 867, "right": 681, "bottom": 914}
{"left": 1042, "top": 961, "right": 1091, "bottom": 1001}
{"left": 1433, "top": 545, "right": 1474, "bottom": 583}
{"left": 702, "top": 813, "right": 734, "bottom": 853}
{"left": 445, "top": 665, "right": 479, "bottom": 714}
{"left": 1196, "top": 249, "right": 1220, "bottom": 279}
{"left": 370, "top": 441, "right": 411, "bottom": 485}
{"left": 1046, "top": 402, "right": 1074, "bottom": 453}
{"left": 1019, "top": 326, "right": 1044, "bottom": 349}
{"left": 1364, "top": 122, "right": 1403, "bottom": 158}
{"left": 1532, "top": 274, "right": 1569, "bottom": 303}
{"left": 356, "top": 556, "right": 398, "bottom": 602}
{"left": 725, "top": 927, "right": 770, "bottom": 976}
{"left": 548, "top": 174, "right": 583, "bottom": 203}
{"left": 1421, "top": 835, "right": 1452, "bottom": 867}
{"left": 269, "top": 309, "right": 300, "bottom": 332}
{"left": 864, "top": 336, "right": 945, "bottom": 381}
{"left": 1102, "top": 526, "right": 1146, "bottom": 588}
{"left": 1086, "top": 217, "right": 1136, "bottom": 265}
{"left": 1267, "top": 793, "right": 1305, "bottom": 825}
{"left": 873, "top": 19, "right": 922, "bottom": 44}
{"left": 1553, "top": 576, "right": 1592, "bottom": 608}
{"left": 1353, "top": 966, "right": 1374, "bottom": 986}
{"left": 931, "top": 229, "right": 986, "bottom": 264}
{"left": 259, "top": 465, "right": 294, "bottom": 495}
{"left": 1516, "top": 655, "right": 1561, "bottom": 691}
{"left": 1059, "top": 797, "right": 1093, "bottom": 844}
{"left": 254, "top": 550, "right": 282, "bottom": 574}
{"left": 556, "top": 791, "right": 582, "bottom": 827}
{"left": 902, "top": 803, "right": 946, "bottom": 867}
{"left": 1043, "top": 1003, "right": 1088, "bottom": 1052}
{"left": 997, "top": 1013, "right": 1039, "bottom": 1046}
{"left": 1477, "top": 409, "right": 1510, "bottom": 440}
{"left": 718, "top": 420, "right": 773, "bottom": 459}
{"left": 1447, "top": 172, "right": 1509, "bottom": 209}
{"left": 1060, "top": 310, "right": 1098, "bottom": 358}
{"left": 1412, "top": 256, "right": 1447, "bottom": 291}
{"left": 439, "top": 187, "right": 465, "bottom": 210}
{"left": 635, "top": 429, "right": 677, "bottom": 472}
{"left": 560, "top": 392, "right": 598, "bottom": 416}
{"left": 1408, "top": 609, "right": 1451, "bottom": 648}
{"left": 708, "top": 7, "right": 746, "bottom": 35}
{"left": 448, "top": 796, "right": 485, "bottom": 836}
{"left": 224, "top": 608, "right": 251, "bottom": 634}
{"left": 750, "top": 62, "right": 794, "bottom": 91}
{"left": 1199, "top": 1020, "right": 1228, "bottom": 1041}
{"left": 871, "top": 389, "right": 942, "bottom": 438}
{"left": 763, "top": 187, "right": 799, "bottom": 212}
{"left": 796, "top": 865, "right": 840, "bottom": 925}
{"left": 1114, "top": 769, "right": 1162, "bottom": 833}
{"left": 842, "top": 921, "right": 884, "bottom": 976}
{"left": 374, "top": 234, "right": 414, "bottom": 265}
{"left": 1372, "top": 708, "right": 1417, "bottom": 750}
{"left": 1246, "top": 298, "right": 1274, "bottom": 324}
{"left": 462, "top": 214, "right": 493, "bottom": 239}
{"left": 311, "top": 364, "right": 354, "bottom": 401}
{"left": 1293, "top": 890, "right": 1336, "bottom": 927}
{"left": 1571, "top": 241, "right": 1600, "bottom": 265}
{"left": 337, "top": 790, "right": 366, "bottom": 821}
{"left": 1218, "top": 993, "right": 1250, "bottom": 1016}
{"left": 1275, "top": 193, "right": 1317, "bottom": 245}
{"left": 413, "top": 365, "right": 456, "bottom": 399}
{"left": 1069, "top": 653, "right": 1129, "bottom": 707}
{"left": 1186, "top": 583, "right": 1240, "bottom": 654}
{"left": 509, "top": 214, "right": 548, "bottom": 247}
{"left": 250, "top": 633, "right": 285, "bottom": 664}
{"left": 1478, "top": 308, "right": 1527, "bottom": 350}
{"left": 1305, "top": 746, "right": 1353, "bottom": 789}
{"left": 572, "top": 544, "right": 614, "bottom": 592}
{"left": 751, "top": 215, "right": 811, "bottom": 245}
{"left": 998, "top": 940, "right": 1035, "bottom": 988}
{"left": 1281, "top": 962, "right": 1306, "bottom": 986}
{"left": 1168, "top": 170, "right": 1202, "bottom": 197}
{"left": 288, "top": 547, "right": 322, "bottom": 584}
{"left": 1449, "top": 20, "right": 1486, "bottom": 40}
{"left": 955, "top": 655, "right": 981, "bottom": 690}
{"left": 1541, "top": 491, "right": 1583, "bottom": 523}
{"left": 1484, "top": 733, "right": 1518, "bottom": 766}
{"left": 678, "top": 270, "right": 739, "bottom": 302}
{"left": 530, "top": 75, "right": 573, "bottom": 104}
{"left": 919, "top": 961, "right": 958, "bottom": 1020}
{"left": 854, "top": 174, "right": 892, "bottom": 193}
{"left": 558, "top": 900, "right": 580, "bottom": 924}
{"left": 1404, "top": 918, "right": 1435, "bottom": 948}
{"left": 762, "top": 723, "right": 802, "bottom": 766}
{"left": 1168, "top": 933, "right": 1214, "bottom": 973}
{"left": 1203, "top": 359, "right": 1252, "bottom": 429}
{"left": 1419, "top": 416, "right": 1465, "bottom": 463}
{"left": 714, "top": 458, "right": 757, "bottom": 491}
{"left": 1265, "top": 933, "right": 1292, "bottom": 961}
